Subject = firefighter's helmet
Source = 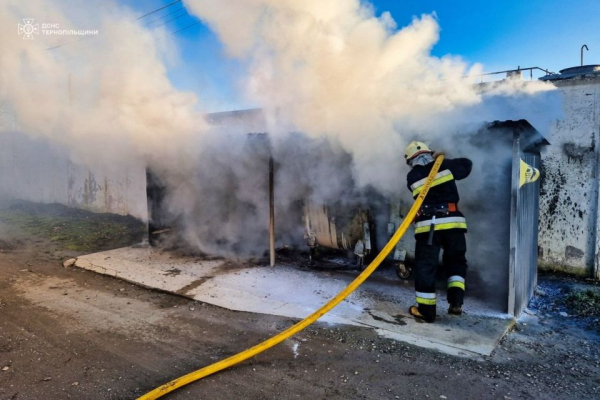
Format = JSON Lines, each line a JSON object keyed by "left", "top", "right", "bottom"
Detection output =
{"left": 404, "top": 141, "right": 432, "bottom": 161}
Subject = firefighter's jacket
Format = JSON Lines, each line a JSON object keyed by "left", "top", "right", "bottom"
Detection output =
{"left": 406, "top": 157, "right": 472, "bottom": 235}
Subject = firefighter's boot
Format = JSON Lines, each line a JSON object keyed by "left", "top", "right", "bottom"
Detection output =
{"left": 409, "top": 306, "right": 435, "bottom": 323}
{"left": 448, "top": 304, "right": 462, "bottom": 315}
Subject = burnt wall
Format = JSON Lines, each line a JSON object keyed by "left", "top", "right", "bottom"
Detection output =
{"left": 538, "top": 77, "right": 600, "bottom": 277}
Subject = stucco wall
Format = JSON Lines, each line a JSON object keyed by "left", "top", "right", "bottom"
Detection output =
{"left": 0, "top": 118, "right": 148, "bottom": 221}
{"left": 538, "top": 76, "right": 600, "bottom": 277}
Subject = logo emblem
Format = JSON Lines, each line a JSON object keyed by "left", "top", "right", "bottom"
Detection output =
{"left": 18, "top": 19, "right": 39, "bottom": 40}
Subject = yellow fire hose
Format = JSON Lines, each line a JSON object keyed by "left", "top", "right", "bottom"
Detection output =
{"left": 138, "top": 155, "right": 444, "bottom": 400}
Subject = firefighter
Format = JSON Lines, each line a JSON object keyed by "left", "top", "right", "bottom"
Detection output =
{"left": 404, "top": 141, "right": 472, "bottom": 323}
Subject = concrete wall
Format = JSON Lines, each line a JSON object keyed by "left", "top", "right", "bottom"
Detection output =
{"left": 538, "top": 75, "right": 600, "bottom": 278}
{"left": 0, "top": 109, "right": 147, "bottom": 221}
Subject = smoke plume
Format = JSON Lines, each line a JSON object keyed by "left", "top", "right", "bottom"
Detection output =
{"left": 0, "top": 0, "right": 205, "bottom": 172}
{"left": 184, "top": 0, "right": 558, "bottom": 192}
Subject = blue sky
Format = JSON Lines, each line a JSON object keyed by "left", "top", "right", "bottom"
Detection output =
{"left": 124, "top": 0, "right": 600, "bottom": 111}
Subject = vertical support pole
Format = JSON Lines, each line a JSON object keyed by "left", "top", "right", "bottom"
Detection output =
{"left": 508, "top": 131, "right": 521, "bottom": 316}
{"left": 269, "top": 155, "right": 275, "bottom": 267}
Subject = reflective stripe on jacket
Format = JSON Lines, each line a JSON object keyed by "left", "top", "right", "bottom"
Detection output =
{"left": 414, "top": 216, "right": 467, "bottom": 234}
{"left": 410, "top": 169, "right": 454, "bottom": 198}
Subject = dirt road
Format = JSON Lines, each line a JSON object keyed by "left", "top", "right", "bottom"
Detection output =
{"left": 0, "top": 205, "right": 599, "bottom": 399}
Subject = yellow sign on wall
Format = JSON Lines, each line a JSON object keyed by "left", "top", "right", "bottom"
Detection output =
{"left": 520, "top": 159, "right": 540, "bottom": 188}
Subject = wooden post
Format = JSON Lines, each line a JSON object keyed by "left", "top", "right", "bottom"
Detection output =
{"left": 269, "top": 155, "right": 275, "bottom": 267}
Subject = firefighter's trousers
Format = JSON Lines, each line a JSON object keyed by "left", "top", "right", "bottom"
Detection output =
{"left": 414, "top": 229, "right": 467, "bottom": 321}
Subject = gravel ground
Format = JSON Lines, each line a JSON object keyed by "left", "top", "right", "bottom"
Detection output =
{"left": 0, "top": 205, "right": 599, "bottom": 400}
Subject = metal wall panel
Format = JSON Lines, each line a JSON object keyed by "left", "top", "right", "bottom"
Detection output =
{"left": 508, "top": 130, "right": 543, "bottom": 316}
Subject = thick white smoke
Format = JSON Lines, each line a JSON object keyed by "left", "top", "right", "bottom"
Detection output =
{"left": 184, "top": 0, "right": 558, "bottom": 193}
{"left": 0, "top": 0, "right": 205, "bottom": 172}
